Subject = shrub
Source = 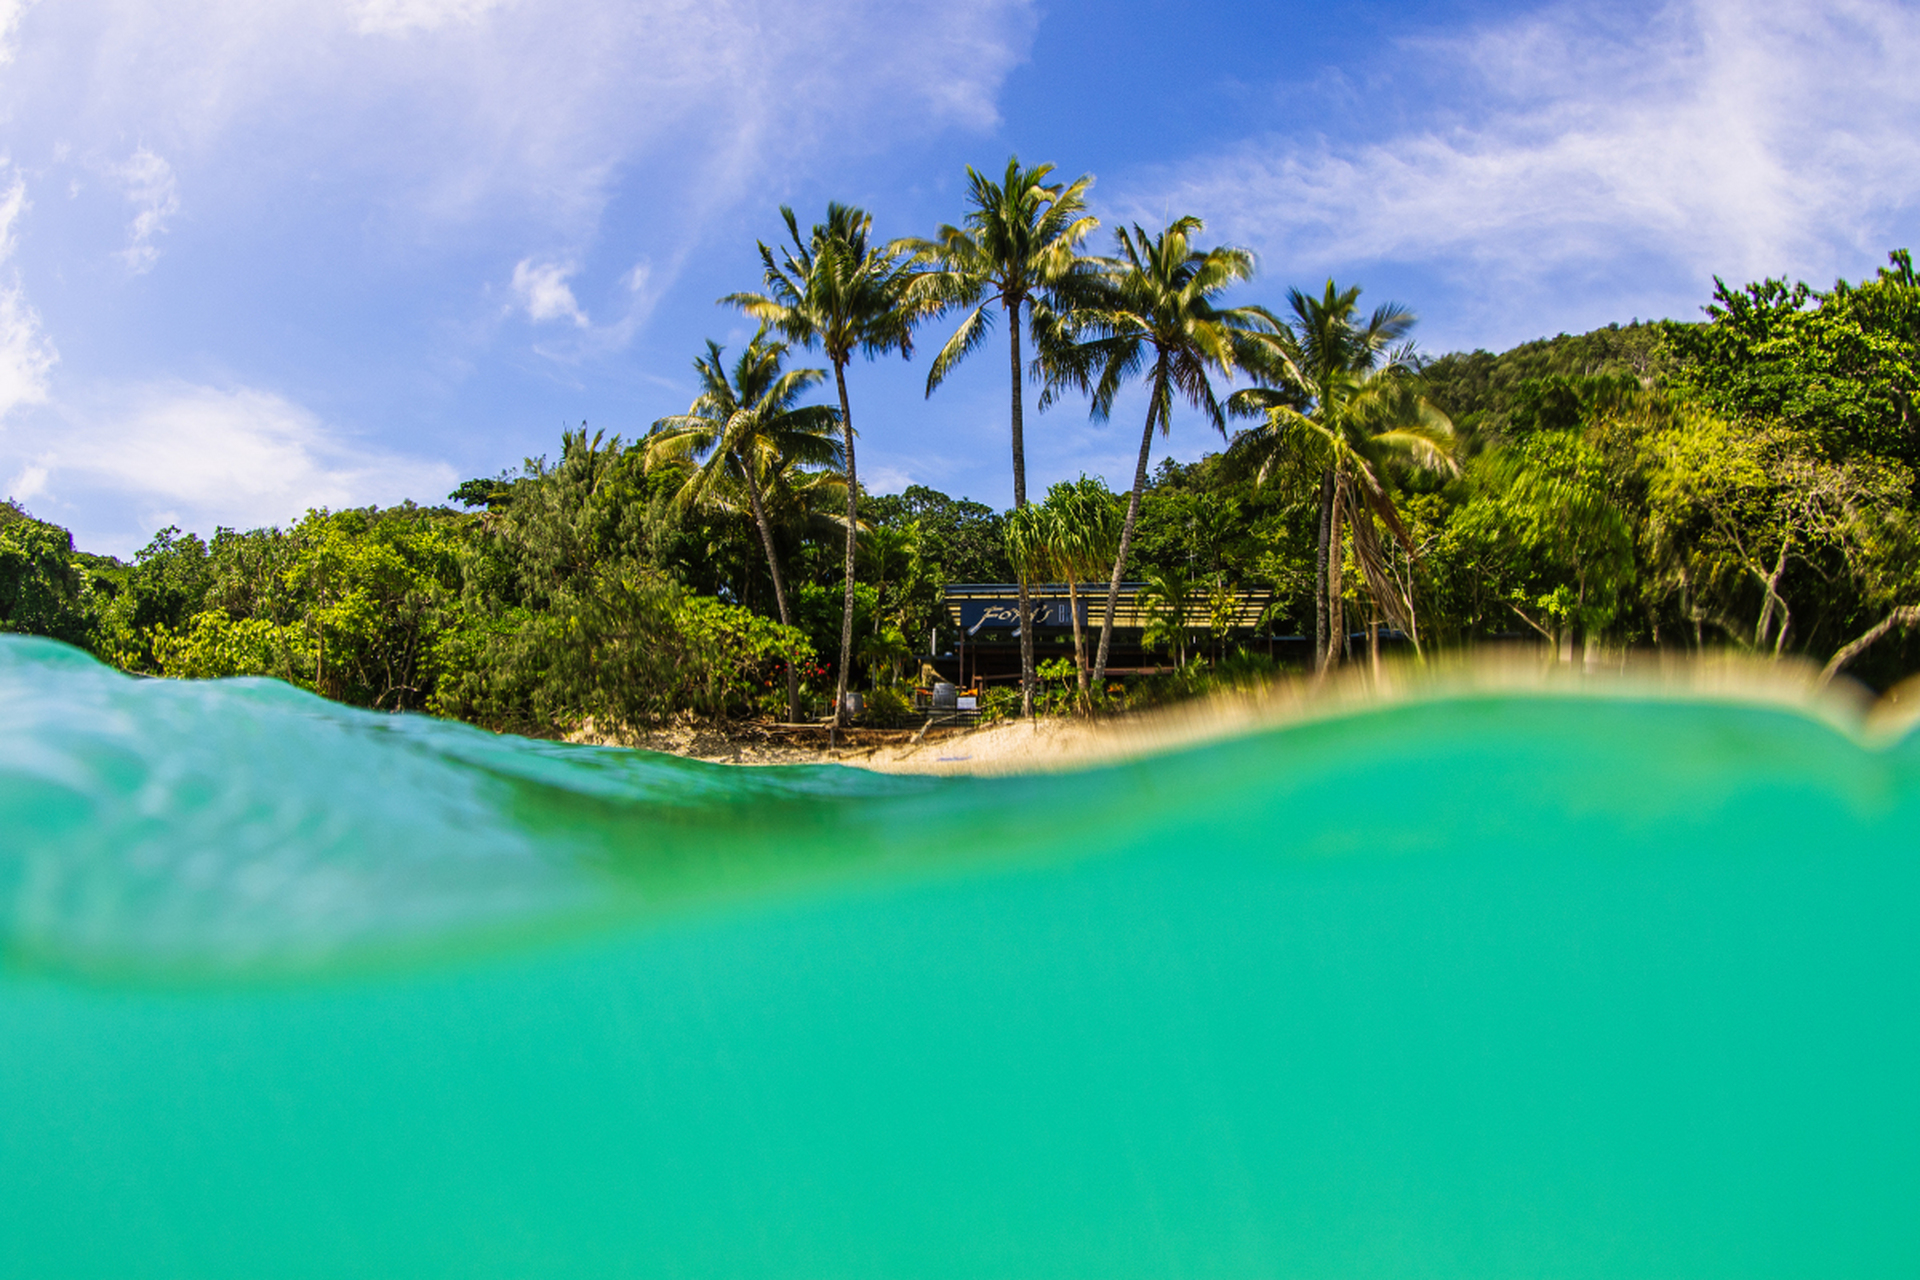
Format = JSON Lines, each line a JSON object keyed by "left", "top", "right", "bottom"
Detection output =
{"left": 977, "top": 685, "right": 1022, "bottom": 723}
{"left": 430, "top": 568, "right": 815, "bottom": 731}
{"left": 859, "top": 683, "right": 915, "bottom": 727}
{"left": 152, "top": 610, "right": 292, "bottom": 680}
{"left": 0, "top": 514, "right": 93, "bottom": 646}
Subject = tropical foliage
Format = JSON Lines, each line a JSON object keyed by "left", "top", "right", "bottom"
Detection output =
{"left": 1228, "top": 282, "right": 1458, "bottom": 667}
{"left": 8, "top": 160, "right": 1920, "bottom": 733}
{"left": 904, "top": 156, "right": 1100, "bottom": 713}
{"left": 726, "top": 203, "right": 924, "bottom": 725}
{"left": 644, "top": 332, "right": 842, "bottom": 720}
{"left": 1039, "top": 215, "right": 1267, "bottom": 683}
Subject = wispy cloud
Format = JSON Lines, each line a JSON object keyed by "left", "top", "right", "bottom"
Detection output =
{"left": 0, "top": 0, "right": 32, "bottom": 65}
{"left": 115, "top": 147, "right": 178, "bottom": 273}
{"left": 8, "top": 0, "right": 1032, "bottom": 240}
{"left": 5, "top": 460, "right": 48, "bottom": 503}
{"left": 862, "top": 464, "right": 915, "bottom": 495}
{"left": 3, "top": 0, "right": 1033, "bottom": 361}
{"left": 1132, "top": 0, "right": 1920, "bottom": 319}
{"left": 0, "top": 0, "right": 1035, "bottom": 545}
{"left": 0, "top": 165, "right": 56, "bottom": 421}
{"left": 348, "top": 0, "right": 515, "bottom": 36}
{"left": 13, "top": 381, "right": 455, "bottom": 552}
{"left": 510, "top": 259, "right": 588, "bottom": 327}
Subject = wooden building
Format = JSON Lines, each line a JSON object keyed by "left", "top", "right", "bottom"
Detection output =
{"left": 922, "top": 582, "right": 1280, "bottom": 685}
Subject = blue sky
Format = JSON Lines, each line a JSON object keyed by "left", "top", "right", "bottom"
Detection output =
{"left": 0, "top": 0, "right": 1916, "bottom": 555}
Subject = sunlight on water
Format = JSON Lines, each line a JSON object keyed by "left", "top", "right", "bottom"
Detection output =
{"left": 3, "top": 635, "right": 1918, "bottom": 1276}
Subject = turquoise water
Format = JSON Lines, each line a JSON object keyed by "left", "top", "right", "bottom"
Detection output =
{"left": 3, "top": 634, "right": 1917, "bottom": 1276}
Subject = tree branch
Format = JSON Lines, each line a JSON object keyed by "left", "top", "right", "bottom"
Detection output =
{"left": 1819, "top": 605, "right": 1920, "bottom": 686}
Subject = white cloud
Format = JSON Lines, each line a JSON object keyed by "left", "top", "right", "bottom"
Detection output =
{"left": 6, "top": 0, "right": 1032, "bottom": 241}
{"left": 15, "top": 381, "right": 456, "bottom": 547}
{"left": 5, "top": 460, "right": 48, "bottom": 502}
{"left": 348, "top": 0, "right": 515, "bottom": 36}
{"left": 0, "top": 166, "right": 56, "bottom": 421}
{"left": 510, "top": 258, "right": 588, "bottom": 327}
{"left": 862, "top": 464, "right": 914, "bottom": 495}
{"left": 1137, "top": 0, "right": 1920, "bottom": 303}
{"left": 115, "top": 146, "right": 178, "bottom": 273}
{"left": 0, "top": 0, "right": 32, "bottom": 65}
{"left": 0, "top": 0, "right": 1033, "bottom": 370}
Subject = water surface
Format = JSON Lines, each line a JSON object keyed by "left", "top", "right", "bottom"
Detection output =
{"left": 2, "top": 636, "right": 1915, "bottom": 1277}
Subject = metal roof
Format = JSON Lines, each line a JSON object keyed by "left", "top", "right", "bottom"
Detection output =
{"left": 942, "top": 582, "right": 1274, "bottom": 631}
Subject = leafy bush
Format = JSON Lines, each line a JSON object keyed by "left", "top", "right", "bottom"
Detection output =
{"left": 431, "top": 569, "right": 814, "bottom": 731}
{"left": 977, "top": 685, "right": 1022, "bottom": 723}
{"left": 151, "top": 610, "right": 292, "bottom": 680}
{"left": 0, "top": 511, "right": 94, "bottom": 645}
{"left": 858, "top": 683, "right": 915, "bottom": 727}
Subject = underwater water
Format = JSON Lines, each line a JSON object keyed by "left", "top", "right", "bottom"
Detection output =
{"left": 2, "top": 634, "right": 1917, "bottom": 1277}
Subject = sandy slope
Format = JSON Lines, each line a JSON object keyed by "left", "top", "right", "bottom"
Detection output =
{"left": 571, "top": 649, "right": 1913, "bottom": 777}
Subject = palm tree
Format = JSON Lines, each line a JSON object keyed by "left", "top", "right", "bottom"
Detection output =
{"left": 644, "top": 332, "right": 842, "bottom": 721}
{"left": 1002, "top": 502, "right": 1053, "bottom": 707}
{"left": 859, "top": 520, "right": 925, "bottom": 652}
{"left": 1227, "top": 282, "right": 1458, "bottom": 670}
{"left": 726, "top": 204, "right": 923, "bottom": 725}
{"left": 1138, "top": 565, "right": 1193, "bottom": 666}
{"left": 1037, "top": 476, "right": 1120, "bottom": 705}
{"left": 904, "top": 157, "right": 1100, "bottom": 717}
{"left": 1042, "top": 216, "right": 1268, "bottom": 685}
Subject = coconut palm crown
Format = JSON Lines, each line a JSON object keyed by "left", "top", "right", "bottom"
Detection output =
{"left": 1227, "top": 281, "right": 1458, "bottom": 667}
{"left": 645, "top": 332, "right": 842, "bottom": 720}
{"left": 724, "top": 203, "right": 924, "bottom": 725}
{"left": 903, "top": 157, "right": 1101, "bottom": 716}
{"left": 1041, "top": 215, "right": 1270, "bottom": 685}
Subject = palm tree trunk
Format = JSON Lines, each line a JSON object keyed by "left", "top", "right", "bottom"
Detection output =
{"left": 1010, "top": 300, "right": 1036, "bottom": 719}
{"left": 1092, "top": 371, "right": 1165, "bottom": 687}
{"left": 831, "top": 360, "right": 859, "bottom": 728}
{"left": 1314, "top": 467, "right": 1333, "bottom": 673}
{"left": 1324, "top": 478, "right": 1345, "bottom": 670}
{"left": 741, "top": 456, "right": 800, "bottom": 723}
{"left": 1068, "top": 577, "right": 1089, "bottom": 709}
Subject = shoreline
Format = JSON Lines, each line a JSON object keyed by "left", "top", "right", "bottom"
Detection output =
{"left": 565, "top": 648, "right": 1920, "bottom": 777}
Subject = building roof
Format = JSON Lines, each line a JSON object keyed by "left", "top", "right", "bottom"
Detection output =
{"left": 942, "top": 582, "right": 1274, "bottom": 631}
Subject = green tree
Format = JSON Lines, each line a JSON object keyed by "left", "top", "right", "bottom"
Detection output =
{"left": 92, "top": 525, "right": 213, "bottom": 669}
{"left": 645, "top": 333, "right": 842, "bottom": 721}
{"left": 726, "top": 203, "right": 924, "bottom": 726}
{"left": 906, "top": 157, "right": 1100, "bottom": 715}
{"left": 279, "top": 506, "right": 464, "bottom": 706}
{"left": 1449, "top": 430, "right": 1636, "bottom": 662}
{"left": 0, "top": 505, "right": 94, "bottom": 646}
{"left": 1137, "top": 565, "right": 1193, "bottom": 665}
{"left": 1037, "top": 476, "right": 1121, "bottom": 703}
{"left": 1662, "top": 251, "right": 1920, "bottom": 469}
{"left": 862, "top": 486, "right": 1011, "bottom": 585}
{"left": 1043, "top": 216, "right": 1266, "bottom": 684}
{"left": 1228, "top": 282, "right": 1457, "bottom": 668}
{"left": 1420, "top": 324, "right": 1666, "bottom": 443}
{"left": 1640, "top": 410, "right": 1903, "bottom": 657}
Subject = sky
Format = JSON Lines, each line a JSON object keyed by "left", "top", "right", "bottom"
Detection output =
{"left": 0, "top": 0, "right": 1916, "bottom": 556}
